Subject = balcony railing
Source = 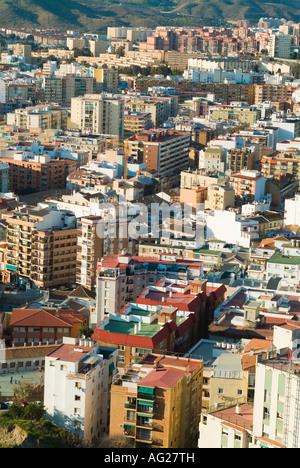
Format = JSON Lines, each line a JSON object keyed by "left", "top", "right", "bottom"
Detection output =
{"left": 137, "top": 393, "right": 155, "bottom": 400}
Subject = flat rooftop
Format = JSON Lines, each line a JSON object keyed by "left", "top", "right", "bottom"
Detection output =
{"left": 104, "top": 318, "right": 162, "bottom": 338}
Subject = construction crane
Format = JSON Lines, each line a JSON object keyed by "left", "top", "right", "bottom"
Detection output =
{"left": 94, "top": 137, "right": 130, "bottom": 180}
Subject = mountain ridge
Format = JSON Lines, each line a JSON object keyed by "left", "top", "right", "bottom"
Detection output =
{"left": 0, "top": 0, "right": 298, "bottom": 33}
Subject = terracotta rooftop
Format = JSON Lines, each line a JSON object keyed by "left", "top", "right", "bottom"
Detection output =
{"left": 214, "top": 403, "right": 253, "bottom": 431}
{"left": 46, "top": 343, "right": 93, "bottom": 363}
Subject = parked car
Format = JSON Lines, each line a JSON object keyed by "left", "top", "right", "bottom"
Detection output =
{"left": 0, "top": 402, "right": 8, "bottom": 409}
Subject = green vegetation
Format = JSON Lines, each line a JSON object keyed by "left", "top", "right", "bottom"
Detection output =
{"left": 0, "top": 403, "right": 85, "bottom": 448}
{"left": 0, "top": 0, "right": 298, "bottom": 33}
{"left": 0, "top": 382, "right": 85, "bottom": 448}
{"left": 118, "top": 64, "right": 173, "bottom": 77}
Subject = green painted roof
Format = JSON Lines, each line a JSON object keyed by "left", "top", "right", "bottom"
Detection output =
{"left": 193, "top": 248, "right": 221, "bottom": 256}
{"left": 127, "top": 307, "right": 153, "bottom": 317}
{"left": 104, "top": 319, "right": 162, "bottom": 337}
{"left": 268, "top": 253, "right": 300, "bottom": 265}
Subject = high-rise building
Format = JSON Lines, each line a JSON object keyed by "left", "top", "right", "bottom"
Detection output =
{"left": 6, "top": 104, "right": 68, "bottom": 130}
{"left": 95, "top": 252, "right": 204, "bottom": 323}
{"left": 6, "top": 206, "right": 78, "bottom": 288}
{"left": 94, "top": 68, "right": 118, "bottom": 93}
{"left": 76, "top": 215, "right": 129, "bottom": 292}
{"left": 127, "top": 128, "right": 191, "bottom": 176}
{"left": 70, "top": 94, "right": 124, "bottom": 140}
{"left": 12, "top": 43, "right": 32, "bottom": 64}
{"left": 109, "top": 354, "right": 203, "bottom": 448}
{"left": 89, "top": 40, "right": 107, "bottom": 57}
{"left": 252, "top": 358, "right": 300, "bottom": 448}
{"left": 62, "top": 76, "right": 96, "bottom": 106}
{"left": 269, "top": 34, "right": 294, "bottom": 59}
{"left": 0, "top": 153, "right": 77, "bottom": 194}
{"left": 0, "top": 161, "right": 9, "bottom": 193}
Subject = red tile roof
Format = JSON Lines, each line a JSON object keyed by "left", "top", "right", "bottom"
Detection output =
{"left": 46, "top": 343, "right": 93, "bottom": 362}
{"left": 138, "top": 367, "right": 188, "bottom": 389}
{"left": 10, "top": 309, "right": 73, "bottom": 328}
{"left": 10, "top": 308, "right": 85, "bottom": 328}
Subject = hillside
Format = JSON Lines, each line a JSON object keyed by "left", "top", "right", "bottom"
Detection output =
{"left": 0, "top": 0, "right": 299, "bottom": 33}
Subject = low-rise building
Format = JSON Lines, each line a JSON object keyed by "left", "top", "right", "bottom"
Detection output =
{"left": 10, "top": 307, "right": 88, "bottom": 347}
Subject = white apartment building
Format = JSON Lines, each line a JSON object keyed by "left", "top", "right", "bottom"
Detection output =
{"left": 266, "top": 253, "right": 300, "bottom": 289}
{"left": 284, "top": 194, "right": 300, "bottom": 226}
{"left": 198, "top": 403, "right": 254, "bottom": 448}
{"left": 269, "top": 34, "right": 294, "bottom": 59}
{"left": 70, "top": 94, "right": 124, "bottom": 140}
{"left": 204, "top": 210, "right": 260, "bottom": 248}
{"left": 198, "top": 147, "right": 226, "bottom": 172}
{"left": 44, "top": 336, "right": 118, "bottom": 446}
{"left": 7, "top": 105, "right": 68, "bottom": 130}
{"left": 269, "top": 114, "right": 300, "bottom": 141}
{"left": 253, "top": 359, "right": 300, "bottom": 448}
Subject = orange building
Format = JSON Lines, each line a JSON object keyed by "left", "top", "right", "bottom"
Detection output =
{"left": 9, "top": 307, "right": 88, "bottom": 347}
{"left": 1, "top": 155, "right": 77, "bottom": 193}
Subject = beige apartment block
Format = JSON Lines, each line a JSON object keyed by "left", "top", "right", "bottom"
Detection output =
{"left": 7, "top": 105, "right": 68, "bottom": 131}
{"left": 6, "top": 207, "right": 78, "bottom": 288}
{"left": 204, "top": 184, "right": 235, "bottom": 211}
{"left": 12, "top": 43, "right": 32, "bottom": 64}
{"left": 89, "top": 40, "right": 107, "bottom": 57}
{"left": 70, "top": 94, "right": 124, "bottom": 140}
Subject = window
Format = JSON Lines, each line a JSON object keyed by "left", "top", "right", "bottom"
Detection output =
{"left": 75, "top": 395, "right": 81, "bottom": 401}
{"left": 218, "top": 388, "right": 224, "bottom": 394}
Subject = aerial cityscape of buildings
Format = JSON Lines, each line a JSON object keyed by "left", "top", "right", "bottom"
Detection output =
{"left": 0, "top": 14, "right": 300, "bottom": 450}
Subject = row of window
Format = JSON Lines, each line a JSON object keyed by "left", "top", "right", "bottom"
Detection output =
{"left": 13, "top": 327, "right": 70, "bottom": 333}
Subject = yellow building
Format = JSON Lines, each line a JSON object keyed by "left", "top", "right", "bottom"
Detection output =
{"left": 12, "top": 43, "right": 32, "bottom": 64}
{"left": 204, "top": 184, "right": 235, "bottom": 211}
{"left": 110, "top": 354, "right": 203, "bottom": 448}
{"left": 209, "top": 105, "right": 261, "bottom": 125}
{"left": 94, "top": 67, "right": 119, "bottom": 93}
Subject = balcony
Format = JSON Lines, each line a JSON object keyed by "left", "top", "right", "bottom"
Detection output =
{"left": 136, "top": 429, "right": 152, "bottom": 443}
{"left": 137, "top": 404, "right": 154, "bottom": 415}
{"left": 137, "top": 392, "right": 155, "bottom": 400}
{"left": 123, "top": 424, "right": 136, "bottom": 438}
{"left": 136, "top": 417, "right": 153, "bottom": 428}
{"left": 125, "top": 402, "right": 136, "bottom": 410}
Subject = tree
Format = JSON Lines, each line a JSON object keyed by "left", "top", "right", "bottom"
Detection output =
{"left": 73, "top": 48, "right": 92, "bottom": 58}
{"left": 79, "top": 325, "right": 93, "bottom": 338}
{"left": 12, "top": 381, "right": 37, "bottom": 403}
{"left": 6, "top": 402, "right": 45, "bottom": 421}
{"left": 96, "top": 434, "right": 133, "bottom": 448}
{"left": 115, "top": 46, "right": 125, "bottom": 58}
